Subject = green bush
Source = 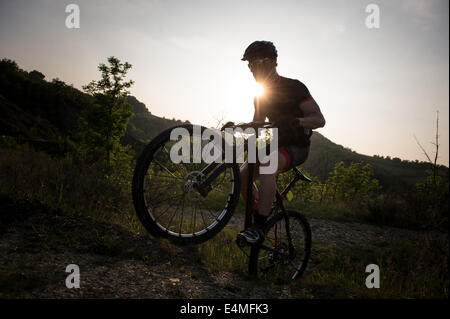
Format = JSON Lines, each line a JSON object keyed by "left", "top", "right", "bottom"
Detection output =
{"left": 324, "top": 162, "right": 382, "bottom": 207}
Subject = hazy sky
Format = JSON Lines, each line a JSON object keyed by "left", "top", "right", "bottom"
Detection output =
{"left": 1, "top": 0, "right": 448, "bottom": 165}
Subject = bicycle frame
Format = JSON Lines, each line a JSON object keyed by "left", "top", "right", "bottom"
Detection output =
{"left": 190, "top": 125, "right": 313, "bottom": 259}
{"left": 196, "top": 151, "right": 311, "bottom": 224}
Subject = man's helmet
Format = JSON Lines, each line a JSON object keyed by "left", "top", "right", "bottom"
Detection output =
{"left": 241, "top": 41, "right": 278, "bottom": 61}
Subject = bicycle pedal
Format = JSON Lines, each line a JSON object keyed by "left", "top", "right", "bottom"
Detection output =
{"left": 235, "top": 235, "right": 247, "bottom": 248}
{"left": 237, "top": 233, "right": 257, "bottom": 247}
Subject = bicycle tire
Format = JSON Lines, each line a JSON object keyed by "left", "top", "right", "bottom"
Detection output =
{"left": 248, "top": 210, "right": 311, "bottom": 282}
{"left": 132, "top": 124, "right": 241, "bottom": 245}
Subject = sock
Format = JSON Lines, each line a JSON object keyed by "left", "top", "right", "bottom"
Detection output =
{"left": 251, "top": 195, "right": 259, "bottom": 213}
{"left": 254, "top": 213, "right": 267, "bottom": 228}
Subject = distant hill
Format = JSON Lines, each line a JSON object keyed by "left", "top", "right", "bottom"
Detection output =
{"left": 1, "top": 58, "right": 447, "bottom": 191}
{"left": 124, "top": 95, "right": 189, "bottom": 154}
{"left": 304, "top": 133, "right": 448, "bottom": 191}
{"left": 0, "top": 58, "right": 187, "bottom": 155}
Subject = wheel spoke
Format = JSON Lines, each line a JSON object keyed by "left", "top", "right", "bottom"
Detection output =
{"left": 146, "top": 173, "right": 183, "bottom": 180}
{"left": 166, "top": 195, "right": 184, "bottom": 232}
{"left": 153, "top": 193, "right": 185, "bottom": 220}
{"left": 179, "top": 195, "right": 186, "bottom": 234}
{"left": 153, "top": 159, "right": 181, "bottom": 179}
{"left": 198, "top": 199, "right": 221, "bottom": 223}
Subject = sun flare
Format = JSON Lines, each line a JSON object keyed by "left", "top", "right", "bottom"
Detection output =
{"left": 254, "top": 82, "right": 265, "bottom": 97}
{"left": 223, "top": 75, "right": 267, "bottom": 124}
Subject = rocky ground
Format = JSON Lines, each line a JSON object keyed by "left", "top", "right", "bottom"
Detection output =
{"left": 0, "top": 195, "right": 435, "bottom": 299}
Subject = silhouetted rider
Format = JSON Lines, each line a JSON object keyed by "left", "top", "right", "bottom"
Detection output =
{"left": 237, "top": 40, "right": 326, "bottom": 245}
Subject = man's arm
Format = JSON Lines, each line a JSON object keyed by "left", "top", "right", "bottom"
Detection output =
{"left": 296, "top": 98, "right": 325, "bottom": 129}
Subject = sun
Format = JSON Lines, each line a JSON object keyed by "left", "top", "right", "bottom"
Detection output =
{"left": 223, "top": 74, "right": 267, "bottom": 124}
{"left": 254, "top": 82, "right": 265, "bottom": 97}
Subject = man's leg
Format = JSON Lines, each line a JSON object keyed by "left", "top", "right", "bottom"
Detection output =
{"left": 237, "top": 152, "right": 288, "bottom": 244}
{"left": 240, "top": 161, "right": 260, "bottom": 211}
{"left": 257, "top": 151, "right": 288, "bottom": 217}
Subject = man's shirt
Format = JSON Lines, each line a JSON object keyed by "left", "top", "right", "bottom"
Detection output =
{"left": 255, "top": 76, "right": 313, "bottom": 147}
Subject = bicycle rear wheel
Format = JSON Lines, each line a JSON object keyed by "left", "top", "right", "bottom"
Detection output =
{"left": 132, "top": 124, "right": 241, "bottom": 245}
{"left": 249, "top": 210, "right": 311, "bottom": 282}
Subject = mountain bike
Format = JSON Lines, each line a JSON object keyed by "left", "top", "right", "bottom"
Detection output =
{"left": 132, "top": 121, "right": 312, "bottom": 281}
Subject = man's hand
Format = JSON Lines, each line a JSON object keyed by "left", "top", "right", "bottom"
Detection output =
{"left": 220, "top": 121, "right": 235, "bottom": 131}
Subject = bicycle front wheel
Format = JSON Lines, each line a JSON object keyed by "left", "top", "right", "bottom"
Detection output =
{"left": 249, "top": 210, "right": 312, "bottom": 282}
{"left": 132, "top": 124, "right": 241, "bottom": 245}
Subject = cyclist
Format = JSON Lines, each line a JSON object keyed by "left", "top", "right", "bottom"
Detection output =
{"left": 236, "top": 40, "right": 326, "bottom": 245}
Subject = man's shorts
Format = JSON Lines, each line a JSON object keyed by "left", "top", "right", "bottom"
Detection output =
{"left": 278, "top": 145, "right": 310, "bottom": 172}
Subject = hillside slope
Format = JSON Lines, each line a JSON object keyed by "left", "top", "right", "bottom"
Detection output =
{"left": 1, "top": 58, "right": 445, "bottom": 190}
{"left": 304, "top": 133, "right": 444, "bottom": 190}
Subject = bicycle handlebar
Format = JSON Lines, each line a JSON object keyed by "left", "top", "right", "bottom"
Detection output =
{"left": 220, "top": 121, "right": 275, "bottom": 131}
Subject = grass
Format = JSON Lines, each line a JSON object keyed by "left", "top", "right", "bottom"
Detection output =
{"left": 194, "top": 223, "right": 448, "bottom": 298}
{"left": 0, "top": 146, "right": 142, "bottom": 234}
{"left": 195, "top": 226, "right": 250, "bottom": 276}
{"left": 301, "top": 235, "right": 449, "bottom": 298}
{"left": 285, "top": 200, "right": 366, "bottom": 223}
{"left": 0, "top": 264, "right": 46, "bottom": 298}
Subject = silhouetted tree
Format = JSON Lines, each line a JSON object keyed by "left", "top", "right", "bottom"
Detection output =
{"left": 29, "top": 70, "right": 45, "bottom": 81}
{"left": 414, "top": 111, "right": 441, "bottom": 185}
{"left": 78, "top": 56, "right": 134, "bottom": 168}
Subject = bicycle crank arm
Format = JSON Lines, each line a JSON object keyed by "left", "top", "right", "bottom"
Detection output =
{"left": 258, "top": 244, "right": 295, "bottom": 259}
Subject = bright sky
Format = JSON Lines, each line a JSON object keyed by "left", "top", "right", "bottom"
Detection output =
{"left": 1, "top": 0, "right": 448, "bottom": 165}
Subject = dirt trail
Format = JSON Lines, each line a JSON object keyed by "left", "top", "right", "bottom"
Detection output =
{"left": 0, "top": 196, "right": 433, "bottom": 299}
{"left": 227, "top": 212, "right": 422, "bottom": 247}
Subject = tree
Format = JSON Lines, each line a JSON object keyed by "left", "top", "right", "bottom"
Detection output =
{"left": 78, "top": 56, "right": 135, "bottom": 168}
{"left": 412, "top": 111, "right": 449, "bottom": 229}
{"left": 29, "top": 70, "right": 45, "bottom": 81}
{"left": 414, "top": 111, "right": 440, "bottom": 185}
